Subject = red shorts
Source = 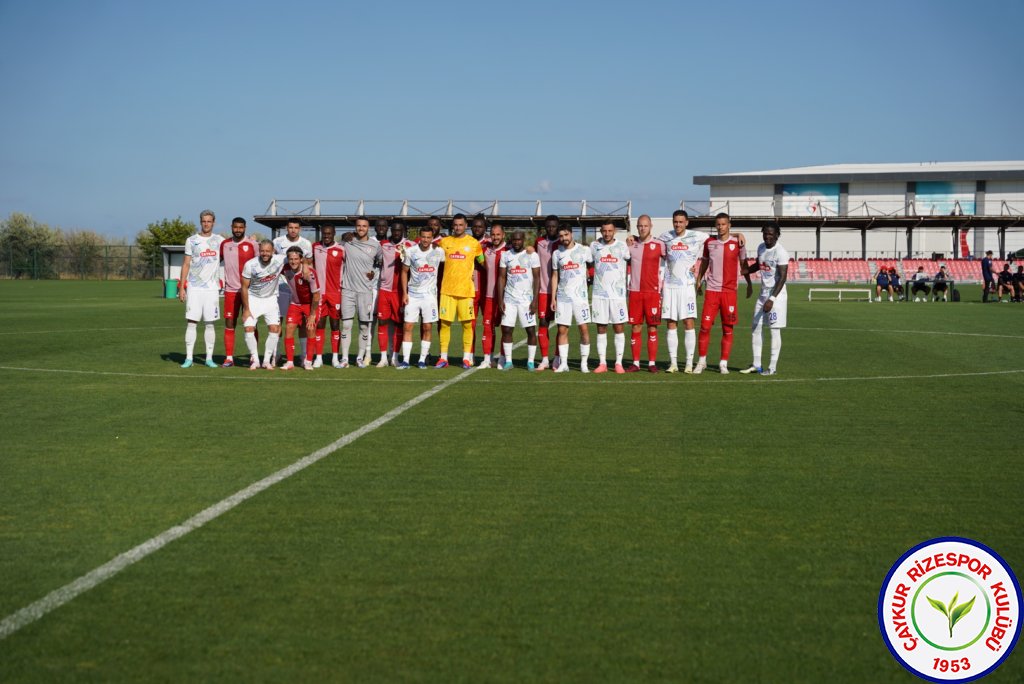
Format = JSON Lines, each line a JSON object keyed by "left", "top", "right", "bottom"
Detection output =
{"left": 537, "top": 292, "right": 556, "bottom": 324}
{"left": 223, "top": 290, "right": 243, "bottom": 320}
{"left": 628, "top": 291, "right": 662, "bottom": 326}
{"left": 376, "top": 289, "right": 401, "bottom": 321}
{"left": 319, "top": 293, "right": 341, "bottom": 321}
{"left": 481, "top": 297, "right": 498, "bottom": 327}
{"left": 286, "top": 303, "right": 313, "bottom": 325}
{"left": 700, "top": 290, "right": 738, "bottom": 327}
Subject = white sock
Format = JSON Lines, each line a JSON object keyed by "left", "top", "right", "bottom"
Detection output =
{"left": 597, "top": 333, "right": 607, "bottom": 364}
{"left": 419, "top": 340, "right": 430, "bottom": 362}
{"left": 580, "top": 343, "right": 590, "bottom": 367}
{"left": 614, "top": 332, "right": 625, "bottom": 364}
{"left": 358, "top": 322, "right": 370, "bottom": 361}
{"left": 527, "top": 345, "right": 536, "bottom": 363}
{"left": 245, "top": 331, "right": 258, "bottom": 360}
{"left": 667, "top": 327, "right": 678, "bottom": 363}
{"left": 698, "top": 355, "right": 707, "bottom": 364}
{"left": 558, "top": 343, "right": 569, "bottom": 368}
{"left": 684, "top": 328, "right": 696, "bottom": 362}
{"left": 751, "top": 323, "right": 763, "bottom": 367}
{"left": 341, "top": 319, "right": 353, "bottom": 361}
{"left": 483, "top": 353, "right": 491, "bottom": 363}
{"left": 264, "top": 332, "right": 279, "bottom": 365}
{"left": 204, "top": 323, "right": 215, "bottom": 361}
{"left": 503, "top": 342, "right": 512, "bottom": 360}
{"left": 184, "top": 322, "right": 197, "bottom": 360}
{"left": 402, "top": 341, "right": 412, "bottom": 363}
{"left": 769, "top": 328, "right": 782, "bottom": 371}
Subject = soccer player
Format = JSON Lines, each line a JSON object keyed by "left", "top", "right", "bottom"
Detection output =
{"left": 273, "top": 218, "right": 313, "bottom": 362}
{"left": 478, "top": 223, "right": 507, "bottom": 368}
{"left": 497, "top": 229, "right": 541, "bottom": 370}
{"left": 281, "top": 247, "right": 321, "bottom": 370}
{"left": 467, "top": 214, "right": 490, "bottom": 357}
{"left": 436, "top": 213, "right": 485, "bottom": 368}
{"left": 740, "top": 223, "right": 788, "bottom": 376}
{"left": 240, "top": 240, "right": 287, "bottom": 370}
{"left": 398, "top": 224, "right": 445, "bottom": 368}
{"left": 218, "top": 217, "right": 258, "bottom": 367}
{"left": 590, "top": 219, "right": 630, "bottom": 373}
{"left": 376, "top": 220, "right": 415, "bottom": 367}
{"left": 340, "top": 217, "right": 383, "bottom": 367}
{"left": 177, "top": 209, "right": 225, "bottom": 368}
{"left": 549, "top": 226, "right": 593, "bottom": 373}
{"left": 660, "top": 210, "right": 709, "bottom": 373}
{"left": 312, "top": 225, "right": 345, "bottom": 367}
{"left": 625, "top": 215, "right": 665, "bottom": 373}
{"left": 533, "top": 215, "right": 561, "bottom": 370}
{"left": 694, "top": 213, "right": 752, "bottom": 375}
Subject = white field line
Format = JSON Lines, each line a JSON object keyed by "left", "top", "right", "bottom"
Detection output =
{"left": 788, "top": 326, "right": 1024, "bottom": 340}
{"left": 0, "top": 326, "right": 179, "bottom": 336}
{"left": 464, "top": 368, "right": 1024, "bottom": 385}
{"left": 0, "top": 341, "right": 523, "bottom": 641}
{"left": 0, "top": 366, "right": 439, "bottom": 383}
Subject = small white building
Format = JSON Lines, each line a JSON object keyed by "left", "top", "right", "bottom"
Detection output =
{"left": 693, "top": 162, "right": 1024, "bottom": 259}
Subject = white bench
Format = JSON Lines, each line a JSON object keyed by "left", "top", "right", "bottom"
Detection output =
{"left": 807, "top": 288, "right": 873, "bottom": 302}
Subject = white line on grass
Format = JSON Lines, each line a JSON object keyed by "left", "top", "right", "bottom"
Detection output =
{"left": 464, "top": 368, "right": 1024, "bottom": 385}
{"left": 0, "top": 326, "right": 179, "bottom": 336}
{"left": 789, "top": 326, "right": 1024, "bottom": 340}
{"left": 0, "top": 341, "right": 523, "bottom": 641}
{"left": 0, "top": 365, "right": 439, "bottom": 383}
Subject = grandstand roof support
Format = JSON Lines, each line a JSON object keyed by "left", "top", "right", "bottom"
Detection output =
{"left": 952, "top": 227, "right": 960, "bottom": 259}
{"left": 815, "top": 226, "right": 821, "bottom": 259}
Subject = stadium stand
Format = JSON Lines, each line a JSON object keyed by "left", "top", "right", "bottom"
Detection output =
{"left": 773, "top": 258, "right": 1004, "bottom": 284}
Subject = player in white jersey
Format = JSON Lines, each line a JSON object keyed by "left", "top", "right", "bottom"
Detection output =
{"left": 272, "top": 217, "right": 313, "bottom": 361}
{"left": 740, "top": 223, "right": 789, "bottom": 376}
{"left": 660, "top": 210, "right": 709, "bottom": 373}
{"left": 178, "top": 209, "right": 225, "bottom": 368}
{"left": 240, "top": 240, "right": 288, "bottom": 370}
{"left": 496, "top": 230, "right": 541, "bottom": 370}
{"left": 549, "top": 226, "right": 593, "bottom": 373}
{"left": 397, "top": 225, "right": 445, "bottom": 368}
{"left": 589, "top": 219, "right": 631, "bottom": 373}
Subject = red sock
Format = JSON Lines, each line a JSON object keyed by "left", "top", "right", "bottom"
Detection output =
{"left": 538, "top": 325, "right": 550, "bottom": 357}
{"left": 721, "top": 324, "right": 734, "bottom": 360}
{"left": 647, "top": 331, "right": 658, "bottom": 363}
{"left": 482, "top": 318, "right": 493, "bottom": 355}
{"left": 306, "top": 335, "right": 317, "bottom": 362}
{"left": 392, "top": 322, "right": 402, "bottom": 357}
{"left": 224, "top": 328, "right": 235, "bottom": 357}
{"left": 285, "top": 337, "right": 295, "bottom": 362}
{"left": 315, "top": 332, "right": 324, "bottom": 355}
{"left": 630, "top": 330, "right": 642, "bottom": 364}
{"left": 698, "top": 325, "right": 710, "bottom": 357}
{"left": 331, "top": 330, "right": 340, "bottom": 353}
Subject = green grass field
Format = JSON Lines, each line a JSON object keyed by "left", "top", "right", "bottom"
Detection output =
{"left": 1, "top": 280, "right": 1021, "bottom": 682}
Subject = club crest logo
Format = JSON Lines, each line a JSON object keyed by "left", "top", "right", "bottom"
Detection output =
{"left": 879, "top": 537, "right": 1020, "bottom": 682}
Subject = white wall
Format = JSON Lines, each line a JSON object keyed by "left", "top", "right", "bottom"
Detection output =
{"left": 847, "top": 181, "right": 906, "bottom": 216}
{"left": 708, "top": 184, "right": 774, "bottom": 216}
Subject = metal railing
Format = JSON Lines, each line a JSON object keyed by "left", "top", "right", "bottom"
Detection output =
{"left": 680, "top": 199, "right": 1024, "bottom": 218}
{"left": 263, "top": 198, "right": 632, "bottom": 219}
{"left": 0, "top": 246, "right": 161, "bottom": 280}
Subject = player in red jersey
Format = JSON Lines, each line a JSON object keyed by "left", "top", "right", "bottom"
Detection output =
{"left": 478, "top": 222, "right": 507, "bottom": 368}
{"left": 312, "top": 225, "right": 345, "bottom": 368}
{"left": 694, "top": 213, "right": 752, "bottom": 375}
{"left": 533, "top": 215, "right": 561, "bottom": 370}
{"left": 281, "top": 247, "right": 321, "bottom": 370}
{"left": 625, "top": 215, "right": 666, "bottom": 372}
{"left": 219, "top": 217, "right": 259, "bottom": 367}
{"left": 376, "top": 220, "right": 416, "bottom": 366}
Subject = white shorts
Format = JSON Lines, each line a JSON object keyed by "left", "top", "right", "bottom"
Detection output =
{"left": 753, "top": 291, "right": 788, "bottom": 329}
{"left": 277, "top": 283, "right": 292, "bottom": 318}
{"left": 185, "top": 288, "right": 220, "bottom": 322}
{"left": 662, "top": 286, "right": 698, "bottom": 321}
{"left": 554, "top": 298, "right": 591, "bottom": 327}
{"left": 500, "top": 302, "right": 537, "bottom": 329}
{"left": 404, "top": 296, "right": 439, "bottom": 324}
{"left": 591, "top": 297, "right": 628, "bottom": 325}
{"left": 244, "top": 295, "right": 281, "bottom": 327}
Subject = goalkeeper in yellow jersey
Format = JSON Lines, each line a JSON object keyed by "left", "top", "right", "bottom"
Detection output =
{"left": 435, "top": 213, "right": 485, "bottom": 368}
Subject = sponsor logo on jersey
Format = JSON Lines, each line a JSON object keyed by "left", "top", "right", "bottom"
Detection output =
{"left": 449, "top": 252, "right": 466, "bottom": 260}
{"left": 671, "top": 243, "right": 689, "bottom": 251}
{"left": 415, "top": 265, "right": 436, "bottom": 273}
{"left": 561, "top": 261, "right": 580, "bottom": 271}
{"left": 600, "top": 255, "right": 619, "bottom": 263}
{"left": 199, "top": 249, "right": 218, "bottom": 257}
{"left": 509, "top": 266, "right": 527, "bottom": 275}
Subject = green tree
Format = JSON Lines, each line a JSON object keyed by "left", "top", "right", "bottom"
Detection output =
{"left": 63, "top": 229, "right": 106, "bottom": 278}
{"left": 0, "top": 212, "right": 63, "bottom": 278}
{"left": 135, "top": 217, "right": 196, "bottom": 268}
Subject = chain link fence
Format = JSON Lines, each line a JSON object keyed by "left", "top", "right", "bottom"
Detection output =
{"left": 0, "top": 246, "right": 162, "bottom": 280}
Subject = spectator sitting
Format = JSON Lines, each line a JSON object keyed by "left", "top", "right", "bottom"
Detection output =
{"left": 997, "top": 263, "right": 1015, "bottom": 302}
{"left": 932, "top": 265, "right": 951, "bottom": 302}
{"left": 909, "top": 266, "right": 931, "bottom": 302}
{"left": 888, "top": 267, "right": 904, "bottom": 301}
{"left": 875, "top": 266, "right": 893, "bottom": 302}
{"left": 1013, "top": 265, "right": 1023, "bottom": 303}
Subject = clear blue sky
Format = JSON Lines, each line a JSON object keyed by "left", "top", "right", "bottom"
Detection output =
{"left": 1, "top": 0, "right": 1022, "bottom": 238}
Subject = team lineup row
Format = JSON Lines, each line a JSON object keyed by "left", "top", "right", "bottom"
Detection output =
{"left": 177, "top": 210, "right": 790, "bottom": 375}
